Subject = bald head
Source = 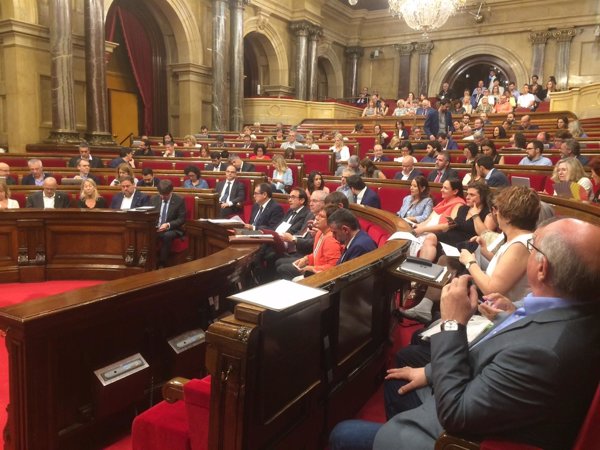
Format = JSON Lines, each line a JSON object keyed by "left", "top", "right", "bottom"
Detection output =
{"left": 42, "top": 177, "right": 58, "bottom": 198}
{"left": 401, "top": 156, "right": 414, "bottom": 175}
{"left": 0, "top": 162, "right": 9, "bottom": 176}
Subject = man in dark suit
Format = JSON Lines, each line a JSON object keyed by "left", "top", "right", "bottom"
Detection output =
{"left": 331, "top": 218, "right": 600, "bottom": 450}
{"left": 67, "top": 142, "right": 104, "bottom": 168}
{"left": 476, "top": 155, "right": 510, "bottom": 187}
{"left": 216, "top": 164, "right": 246, "bottom": 218}
{"left": 0, "top": 162, "right": 16, "bottom": 185}
{"left": 151, "top": 180, "right": 186, "bottom": 268}
{"left": 327, "top": 208, "right": 377, "bottom": 265}
{"left": 108, "top": 147, "right": 135, "bottom": 169}
{"left": 25, "top": 177, "right": 71, "bottom": 208}
{"left": 231, "top": 155, "right": 256, "bottom": 173}
{"left": 243, "top": 183, "right": 283, "bottom": 231}
{"left": 161, "top": 142, "right": 184, "bottom": 158}
{"left": 347, "top": 174, "right": 381, "bottom": 209}
{"left": 72, "top": 159, "right": 101, "bottom": 185}
{"left": 424, "top": 99, "right": 454, "bottom": 140}
{"left": 371, "top": 144, "right": 391, "bottom": 163}
{"left": 110, "top": 176, "right": 149, "bottom": 209}
{"left": 427, "top": 151, "right": 459, "bottom": 184}
{"left": 394, "top": 156, "right": 423, "bottom": 181}
{"left": 21, "top": 158, "right": 51, "bottom": 186}
{"left": 437, "top": 132, "right": 458, "bottom": 151}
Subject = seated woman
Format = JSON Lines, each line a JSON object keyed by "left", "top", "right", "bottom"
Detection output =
{"left": 373, "top": 124, "right": 389, "bottom": 148}
{"left": 589, "top": 157, "right": 600, "bottom": 204}
{"left": 359, "top": 158, "right": 386, "bottom": 180}
{"left": 110, "top": 163, "right": 138, "bottom": 186}
{"left": 419, "top": 181, "right": 493, "bottom": 262}
{"left": 450, "top": 99, "right": 465, "bottom": 115}
{"left": 568, "top": 119, "right": 588, "bottom": 138}
{"left": 250, "top": 143, "right": 271, "bottom": 160}
{"left": 392, "top": 99, "right": 409, "bottom": 117}
{"left": 78, "top": 179, "right": 106, "bottom": 209}
{"left": 305, "top": 170, "right": 330, "bottom": 197}
{"left": 182, "top": 134, "right": 201, "bottom": 148}
{"left": 183, "top": 165, "right": 208, "bottom": 189}
{"left": 393, "top": 120, "right": 409, "bottom": 140}
{"left": 0, "top": 180, "right": 20, "bottom": 209}
{"left": 270, "top": 154, "right": 293, "bottom": 193}
{"left": 551, "top": 157, "right": 593, "bottom": 200}
{"left": 556, "top": 116, "right": 569, "bottom": 130}
{"left": 492, "top": 125, "right": 507, "bottom": 140}
{"left": 396, "top": 176, "right": 433, "bottom": 225}
{"left": 304, "top": 133, "right": 320, "bottom": 150}
{"left": 350, "top": 123, "right": 364, "bottom": 134}
{"left": 393, "top": 141, "right": 418, "bottom": 163}
{"left": 330, "top": 133, "right": 350, "bottom": 168}
{"left": 461, "top": 94, "right": 473, "bottom": 115}
{"left": 361, "top": 99, "right": 378, "bottom": 117}
{"left": 481, "top": 139, "right": 504, "bottom": 165}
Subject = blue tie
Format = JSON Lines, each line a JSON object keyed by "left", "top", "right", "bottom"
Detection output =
{"left": 159, "top": 200, "right": 168, "bottom": 226}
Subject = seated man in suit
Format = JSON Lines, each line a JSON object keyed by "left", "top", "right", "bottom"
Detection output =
{"left": 137, "top": 168, "right": 160, "bottom": 187}
{"left": 151, "top": 180, "right": 186, "bottom": 268}
{"left": 328, "top": 208, "right": 377, "bottom": 264}
{"left": 216, "top": 164, "right": 245, "bottom": 218}
{"left": 72, "top": 159, "right": 101, "bottom": 184}
{"left": 371, "top": 144, "right": 390, "bottom": 163}
{"left": 110, "top": 175, "right": 149, "bottom": 210}
{"left": 0, "top": 162, "right": 16, "bottom": 185}
{"left": 161, "top": 142, "right": 184, "bottom": 158}
{"left": 21, "top": 158, "right": 51, "bottom": 186}
{"left": 205, "top": 151, "right": 223, "bottom": 171}
{"left": 330, "top": 218, "right": 600, "bottom": 450}
{"left": 25, "top": 177, "right": 71, "bottom": 208}
{"left": 427, "top": 151, "right": 459, "bottom": 184}
{"left": 346, "top": 174, "right": 381, "bottom": 209}
{"left": 243, "top": 183, "right": 284, "bottom": 231}
{"left": 476, "top": 155, "right": 510, "bottom": 187}
{"left": 231, "top": 154, "right": 256, "bottom": 173}
{"left": 108, "top": 147, "right": 135, "bottom": 169}
{"left": 394, "top": 156, "right": 423, "bottom": 181}
{"left": 68, "top": 141, "right": 104, "bottom": 168}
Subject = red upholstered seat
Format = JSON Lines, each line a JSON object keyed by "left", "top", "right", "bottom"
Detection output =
{"left": 302, "top": 152, "right": 333, "bottom": 175}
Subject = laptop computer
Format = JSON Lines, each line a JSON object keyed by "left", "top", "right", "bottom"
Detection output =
{"left": 510, "top": 176, "right": 531, "bottom": 188}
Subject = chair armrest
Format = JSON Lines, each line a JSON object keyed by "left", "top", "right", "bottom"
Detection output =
{"left": 435, "top": 432, "right": 480, "bottom": 450}
{"left": 162, "top": 376, "right": 191, "bottom": 403}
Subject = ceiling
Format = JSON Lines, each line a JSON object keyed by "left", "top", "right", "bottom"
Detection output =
{"left": 335, "top": 0, "right": 390, "bottom": 11}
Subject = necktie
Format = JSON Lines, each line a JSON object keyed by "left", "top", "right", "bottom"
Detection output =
{"left": 287, "top": 211, "right": 297, "bottom": 223}
{"left": 434, "top": 171, "right": 443, "bottom": 183}
{"left": 220, "top": 182, "right": 231, "bottom": 203}
{"left": 159, "top": 200, "right": 168, "bottom": 226}
{"left": 253, "top": 206, "right": 264, "bottom": 225}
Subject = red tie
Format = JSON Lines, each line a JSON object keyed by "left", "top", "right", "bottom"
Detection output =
{"left": 434, "top": 171, "right": 442, "bottom": 183}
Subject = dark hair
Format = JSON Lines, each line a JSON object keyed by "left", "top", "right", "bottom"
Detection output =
{"left": 465, "top": 142, "right": 479, "bottom": 159}
{"left": 219, "top": 150, "right": 229, "bottom": 159}
{"left": 354, "top": 123, "right": 364, "bottom": 132}
{"left": 327, "top": 208, "right": 359, "bottom": 231}
{"left": 78, "top": 141, "right": 90, "bottom": 149}
{"left": 184, "top": 165, "right": 201, "bottom": 178}
{"left": 400, "top": 140, "right": 413, "bottom": 154}
{"left": 437, "top": 131, "right": 448, "bottom": 139}
{"left": 209, "top": 151, "right": 220, "bottom": 159}
{"left": 253, "top": 143, "right": 267, "bottom": 156}
{"left": 119, "top": 147, "right": 132, "bottom": 157}
{"left": 589, "top": 157, "right": 600, "bottom": 176}
{"left": 412, "top": 175, "right": 430, "bottom": 200}
{"left": 564, "top": 139, "right": 581, "bottom": 157}
{"left": 466, "top": 180, "right": 491, "bottom": 210}
{"left": 557, "top": 116, "right": 569, "bottom": 128}
{"left": 163, "top": 133, "right": 174, "bottom": 145}
{"left": 428, "top": 141, "right": 442, "bottom": 153}
{"left": 445, "top": 178, "right": 465, "bottom": 199}
{"left": 493, "top": 126, "right": 507, "bottom": 139}
{"left": 360, "top": 158, "right": 379, "bottom": 178}
{"left": 346, "top": 174, "right": 366, "bottom": 191}
{"left": 290, "top": 187, "right": 308, "bottom": 204}
{"left": 530, "top": 140, "right": 544, "bottom": 154}
{"left": 325, "top": 191, "right": 349, "bottom": 209}
{"left": 480, "top": 140, "right": 497, "bottom": 155}
{"left": 257, "top": 182, "right": 273, "bottom": 198}
{"left": 307, "top": 170, "right": 325, "bottom": 194}
{"left": 513, "top": 132, "right": 527, "bottom": 149}
{"left": 476, "top": 155, "right": 494, "bottom": 170}
{"left": 142, "top": 168, "right": 154, "bottom": 176}
{"left": 157, "top": 179, "right": 174, "bottom": 195}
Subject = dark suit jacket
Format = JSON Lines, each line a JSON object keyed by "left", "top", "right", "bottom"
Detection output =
{"left": 216, "top": 179, "right": 245, "bottom": 214}
{"left": 68, "top": 156, "right": 104, "bottom": 168}
{"left": 1, "top": 176, "right": 16, "bottom": 185}
{"left": 239, "top": 162, "right": 256, "bottom": 173}
{"left": 21, "top": 173, "right": 51, "bottom": 185}
{"left": 358, "top": 187, "right": 381, "bottom": 209}
{"left": 110, "top": 190, "right": 149, "bottom": 209}
{"left": 281, "top": 205, "right": 310, "bottom": 235}
{"left": 424, "top": 108, "right": 454, "bottom": 137}
{"left": 337, "top": 230, "right": 377, "bottom": 264}
{"left": 162, "top": 150, "right": 184, "bottom": 158}
{"left": 394, "top": 169, "right": 423, "bottom": 181}
{"left": 26, "top": 191, "right": 71, "bottom": 208}
{"left": 443, "top": 138, "right": 459, "bottom": 150}
{"left": 151, "top": 193, "right": 186, "bottom": 233}
{"left": 108, "top": 157, "right": 133, "bottom": 169}
{"left": 248, "top": 199, "right": 284, "bottom": 231}
{"left": 427, "top": 167, "right": 460, "bottom": 184}
{"left": 486, "top": 168, "right": 510, "bottom": 187}
{"left": 372, "top": 156, "right": 391, "bottom": 163}
{"left": 374, "top": 302, "right": 600, "bottom": 450}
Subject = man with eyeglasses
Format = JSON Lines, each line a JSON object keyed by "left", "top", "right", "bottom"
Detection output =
{"left": 216, "top": 165, "right": 245, "bottom": 218}
{"left": 244, "top": 183, "right": 283, "bottom": 231}
{"left": 331, "top": 218, "right": 600, "bottom": 450}
{"left": 519, "top": 140, "right": 553, "bottom": 166}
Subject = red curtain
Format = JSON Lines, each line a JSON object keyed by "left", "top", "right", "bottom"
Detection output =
{"left": 106, "top": 6, "right": 154, "bottom": 134}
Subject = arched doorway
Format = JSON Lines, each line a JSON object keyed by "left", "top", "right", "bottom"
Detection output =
{"left": 444, "top": 56, "right": 517, "bottom": 98}
{"left": 317, "top": 57, "right": 330, "bottom": 100}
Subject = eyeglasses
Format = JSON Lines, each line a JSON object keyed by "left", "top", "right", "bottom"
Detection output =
{"left": 526, "top": 237, "right": 545, "bottom": 257}
{"left": 288, "top": 195, "right": 299, "bottom": 199}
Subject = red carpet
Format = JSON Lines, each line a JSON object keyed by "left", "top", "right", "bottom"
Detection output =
{"left": 0, "top": 280, "right": 105, "bottom": 449}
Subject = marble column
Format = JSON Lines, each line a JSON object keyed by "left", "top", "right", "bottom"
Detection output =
{"left": 47, "top": 0, "right": 80, "bottom": 143}
{"left": 552, "top": 28, "right": 577, "bottom": 91}
{"left": 212, "top": 0, "right": 229, "bottom": 131}
{"left": 394, "top": 43, "right": 414, "bottom": 100}
{"left": 344, "top": 46, "right": 363, "bottom": 99}
{"left": 307, "top": 26, "right": 322, "bottom": 101}
{"left": 84, "top": 0, "right": 114, "bottom": 145}
{"left": 528, "top": 31, "right": 551, "bottom": 85}
{"left": 290, "top": 21, "right": 311, "bottom": 101}
{"left": 415, "top": 41, "right": 434, "bottom": 98}
{"left": 229, "top": 0, "right": 248, "bottom": 132}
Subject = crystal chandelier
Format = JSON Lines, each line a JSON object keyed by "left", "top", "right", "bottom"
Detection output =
{"left": 389, "top": 0, "right": 465, "bottom": 36}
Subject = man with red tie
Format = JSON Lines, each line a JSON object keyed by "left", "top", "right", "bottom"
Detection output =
{"left": 427, "top": 151, "right": 459, "bottom": 184}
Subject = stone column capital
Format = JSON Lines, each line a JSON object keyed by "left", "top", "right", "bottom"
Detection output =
{"left": 228, "top": 0, "right": 249, "bottom": 8}
{"left": 394, "top": 43, "right": 414, "bottom": 55}
{"left": 552, "top": 27, "right": 577, "bottom": 42}
{"left": 290, "top": 20, "right": 312, "bottom": 36}
{"left": 345, "top": 46, "right": 363, "bottom": 58}
{"left": 528, "top": 31, "right": 551, "bottom": 44}
{"left": 415, "top": 41, "right": 434, "bottom": 54}
{"left": 308, "top": 25, "right": 322, "bottom": 41}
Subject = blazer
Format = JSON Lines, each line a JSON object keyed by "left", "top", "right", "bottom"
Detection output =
{"left": 21, "top": 173, "right": 51, "bottom": 185}
{"left": 239, "top": 161, "right": 256, "bottom": 173}
{"left": 486, "top": 168, "right": 510, "bottom": 187}
{"left": 337, "top": 230, "right": 377, "bottom": 264}
{"left": 150, "top": 193, "right": 186, "bottom": 233}
{"left": 306, "top": 230, "right": 343, "bottom": 272}
{"left": 427, "top": 167, "right": 460, "bottom": 184}
{"left": 248, "top": 199, "right": 284, "bottom": 231}
{"left": 371, "top": 156, "right": 391, "bottom": 163}
{"left": 424, "top": 108, "right": 455, "bottom": 138}
{"left": 393, "top": 169, "right": 423, "bottom": 181}
{"left": 374, "top": 302, "right": 600, "bottom": 450}
{"left": 281, "top": 205, "right": 310, "bottom": 235}
{"left": 215, "top": 179, "right": 245, "bottom": 211}
{"left": 162, "top": 150, "right": 184, "bottom": 158}
{"left": 68, "top": 156, "right": 104, "bottom": 168}
{"left": 26, "top": 191, "right": 71, "bottom": 208}
{"left": 358, "top": 187, "right": 381, "bottom": 209}
{"left": 108, "top": 157, "right": 128, "bottom": 169}
{"left": 110, "top": 190, "right": 149, "bottom": 209}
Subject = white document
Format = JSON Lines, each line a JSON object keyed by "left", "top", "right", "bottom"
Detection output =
{"left": 420, "top": 315, "right": 493, "bottom": 343}
{"left": 275, "top": 221, "right": 292, "bottom": 234}
{"left": 388, "top": 231, "right": 419, "bottom": 242}
{"left": 487, "top": 233, "right": 505, "bottom": 253}
{"left": 229, "top": 279, "right": 328, "bottom": 311}
{"left": 204, "top": 215, "right": 244, "bottom": 224}
{"left": 440, "top": 242, "right": 460, "bottom": 257}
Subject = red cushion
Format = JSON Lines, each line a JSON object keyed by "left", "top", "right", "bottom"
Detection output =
{"left": 184, "top": 376, "right": 212, "bottom": 450}
{"left": 132, "top": 400, "right": 191, "bottom": 450}
{"left": 480, "top": 441, "right": 541, "bottom": 450}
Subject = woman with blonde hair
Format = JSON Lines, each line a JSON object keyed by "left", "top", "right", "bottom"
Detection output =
{"left": 110, "top": 163, "right": 138, "bottom": 186}
{"left": 183, "top": 134, "right": 200, "bottom": 148}
{"left": 0, "top": 180, "right": 19, "bottom": 209}
{"left": 329, "top": 133, "right": 350, "bottom": 167}
{"left": 551, "top": 157, "right": 593, "bottom": 200}
{"left": 79, "top": 179, "right": 106, "bottom": 209}
{"left": 270, "top": 154, "right": 293, "bottom": 193}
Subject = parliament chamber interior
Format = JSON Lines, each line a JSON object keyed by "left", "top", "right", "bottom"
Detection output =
{"left": 0, "top": 0, "right": 599, "bottom": 449}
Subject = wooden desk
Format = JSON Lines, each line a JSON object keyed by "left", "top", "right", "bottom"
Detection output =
{"left": 0, "top": 209, "right": 158, "bottom": 282}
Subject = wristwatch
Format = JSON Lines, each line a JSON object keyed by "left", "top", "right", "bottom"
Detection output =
{"left": 465, "top": 260, "right": 477, "bottom": 270}
{"left": 441, "top": 320, "right": 461, "bottom": 331}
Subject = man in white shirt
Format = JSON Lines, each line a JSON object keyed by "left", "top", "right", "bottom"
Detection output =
{"left": 517, "top": 84, "right": 536, "bottom": 109}
{"left": 25, "top": 177, "right": 71, "bottom": 208}
{"left": 519, "top": 140, "right": 553, "bottom": 166}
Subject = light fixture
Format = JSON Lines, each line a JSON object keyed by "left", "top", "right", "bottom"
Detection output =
{"left": 389, "top": 0, "right": 466, "bottom": 36}
{"left": 348, "top": 0, "right": 358, "bottom": 6}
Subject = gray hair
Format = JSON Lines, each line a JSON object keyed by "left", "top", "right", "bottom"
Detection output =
{"left": 347, "top": 155, "right": 360, "bottom": 168}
